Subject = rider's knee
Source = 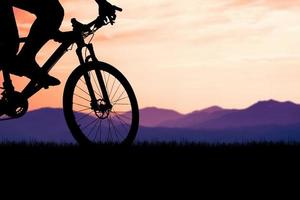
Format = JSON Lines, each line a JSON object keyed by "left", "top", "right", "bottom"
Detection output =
{"left": 36, "top": 1, "right": 64, "bottom": 31}
{"left": 48, "top": 1, "right": 64, "bottom": 29}
{"left": 52, "top": 2, "right": 64, "bottom": 26}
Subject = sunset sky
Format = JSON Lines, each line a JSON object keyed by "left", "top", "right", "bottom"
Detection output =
{"left": 6, "top": 0, "right": 300, "bottom": 113}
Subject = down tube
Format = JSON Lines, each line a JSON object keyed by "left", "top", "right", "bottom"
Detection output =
{"left": 22, "top": 42, "right": 72, "bottom": 99}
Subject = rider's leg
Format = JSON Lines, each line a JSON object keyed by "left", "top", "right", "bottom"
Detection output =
{"left": 0, "top": 1, "right": 18, "bottom": 94}
{"left": 0, "top": 1, "right": 19, "bottom": 69}
{"left": 13, "top": 0, "right": 64, "bottom": 64}
{"left": 11, "top": 0, "right": 64, "bottom": 86}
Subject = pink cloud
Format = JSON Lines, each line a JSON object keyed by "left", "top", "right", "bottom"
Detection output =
{"left": 228, "top": 0, "right": 300, "bottom": 9}
{"left": 13, "top": 8, "right": 35, "bottom": 23}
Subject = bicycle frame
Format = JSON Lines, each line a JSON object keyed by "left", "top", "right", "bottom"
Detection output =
{"left": 21, "top": 39, "right": 73, "bottom": 99}
{"left": 1, "top": 24, "right": 112, "bottom": 116}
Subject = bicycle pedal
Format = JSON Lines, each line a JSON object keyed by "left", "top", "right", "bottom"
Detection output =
{"left": 35, "top": 81, "right": 53, "bottom": 89}
{"left": 36, "top": 82, "right": 55, "bottom": 89}
{"left": 36, "top": 82, "right": 49, "bottom": 89}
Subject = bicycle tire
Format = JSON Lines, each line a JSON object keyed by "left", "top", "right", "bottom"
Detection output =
{"left": 63, "top": 61, "right": 139, "bottom": 145}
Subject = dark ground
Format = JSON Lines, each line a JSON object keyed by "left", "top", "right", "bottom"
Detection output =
{"left": 1, "top": 142, "right": 300, "bottom": 194}
{"left": 2, "top": 142, "right": 300, "bottom": 170}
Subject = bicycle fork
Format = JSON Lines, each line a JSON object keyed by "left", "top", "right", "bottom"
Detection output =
{"left": 76, "top": 44, "right": 112, "bottom": 113}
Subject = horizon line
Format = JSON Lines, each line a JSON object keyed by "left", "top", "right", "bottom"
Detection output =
{"left": 29, "top": 98, "right": 300, "bottom": 115}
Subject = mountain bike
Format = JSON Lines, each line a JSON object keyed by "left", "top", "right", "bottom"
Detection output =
{"left": 0, "top": 5, "right": 139, "bottom": 145}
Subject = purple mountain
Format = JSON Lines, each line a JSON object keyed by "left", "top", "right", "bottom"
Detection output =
{"left": 197, "top": 100, "right": 300, "bottom": 129}
{"left": 158, "top": 106, "right": 237, "bottom": 128}
{"left": 136, "top": 100, "right": 300, "bottom": 143}
{"left": 139, "top": 107, "right": 184, "bottom": 127}
{"left": 0, "top": 108, "right": 75, "bottom": 143}
{"left": 1, "top": 99, "right": 300, "bottom": 143}
{"left": 142, "top": 100, "right": 300, "bottom": 129}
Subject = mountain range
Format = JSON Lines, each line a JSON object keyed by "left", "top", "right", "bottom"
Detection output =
{"left": 1, "top": 99, "right": 300, "bottom": 143}
{"left": 140, "top": 100, "right": 300, "bottom": 129}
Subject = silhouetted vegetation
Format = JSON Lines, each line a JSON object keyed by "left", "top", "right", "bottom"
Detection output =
{"left": 1, "top": 141, "right": 300, "bottom": 165}
{"left": 2, "top": 141, "right": 300, "bottom": 184}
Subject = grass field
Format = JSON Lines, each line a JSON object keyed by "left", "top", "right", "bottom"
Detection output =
{"left": 1, "top": 142, "right": 300, "bottom": 166}
{"left": 1, "top": 142, "right": 300, "bottom": 190}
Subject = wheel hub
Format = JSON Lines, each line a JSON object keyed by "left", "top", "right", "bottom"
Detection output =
{"left": 93, "top": 99, "right": 112, "bottom": 119}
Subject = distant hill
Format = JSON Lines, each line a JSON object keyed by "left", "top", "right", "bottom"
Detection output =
{"left": 1, "top": 100, "right": 300, "bottom": 143}
{"left": 197, "top": 100, "right": 300, "bottom": 129}
{"left": 0, "top": 108, "right": 75, "bottom": 143}
{"left": 139, "top": 107, "right": 184, "bottom": 127}
{"left": 158, "top": 106, "right": 237, "bottom": 128}
{"left": 141, "top": 100, "right": 300, "bottom": 128}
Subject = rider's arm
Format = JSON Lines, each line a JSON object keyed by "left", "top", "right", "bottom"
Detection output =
{"left": 95, "top": 0, "right": 114, "bottom": 13}
{"left": 95, "top": 0, "right": 108, "bottom": 3}
{"left": 95, "top": 0, "right": 121, "bottom": 25}
{"left": 95, "top": 0, "right": 107, "bottom": 2}
{"left": 95, "top": 0, "right": 112, "bottom": 10}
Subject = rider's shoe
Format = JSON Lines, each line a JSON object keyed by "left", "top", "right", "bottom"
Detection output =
{"left": 8, "top": 58, "right": 60, "bottom": 87}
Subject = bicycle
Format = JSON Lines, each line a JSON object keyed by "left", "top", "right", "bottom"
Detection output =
{"left": 0, "top": 5, "right": 139, "bottom": 145}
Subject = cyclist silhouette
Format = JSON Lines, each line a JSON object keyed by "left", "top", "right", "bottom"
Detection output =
{"left": 0, "top": 0, "right": 116, "bottom": 86}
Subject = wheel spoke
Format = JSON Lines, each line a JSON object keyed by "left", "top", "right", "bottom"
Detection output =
{"left": 75, "top": 108, "right": 91, "bottom": 113}
{"left": 91, "top": 120, "right": 100, "bottom": 142}
{"left": 111, "top": 83, "right": 121, "bottom": 102}
{"left": 76, "top": 85, "right": 90, "bottom": 97}
{"left": 73, "top": 102, "right": 91, "bottom": 109}
{"left": 81, "top": 117, "right": 99, "bottom": 130}
{"left": 87, "top": 118, "right": 99, "bottom": 138}
{"left": 108, "top": 117, "right": 122, "bottom": 142}
{"left": 112, "top": 90, "right": 125, "bottom": 105}
{"left": 111, "top": 111, "right": 132, "bottom": 121}
{"left": 79, "top": 78, "right": 87, "bottom": 86}
{"left": 112, "top": 96, "right": 128, "bottom": 104}
{"left": 105, "top": 73, "right": 110, "bottom": 91}
{"left": 113, "top": 114, "right": 130, "bottom": 132}
{"left": 74, "top": 93, "right": 91, "bottom": 102}
{"left": 76, "top": 111, "right": 94, "bottom": 122}
{"left": 109, "top": 78, "right": 116, "bottom": 100}
{"left": 113, "top": 103, "right": 131, "bottom": 106}
{"left": 79, "top": 76, "right": 102, "bottom": 99}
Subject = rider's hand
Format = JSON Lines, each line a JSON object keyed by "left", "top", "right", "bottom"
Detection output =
{"left": 95, "top": 0, "right": 120, "bottom": 25}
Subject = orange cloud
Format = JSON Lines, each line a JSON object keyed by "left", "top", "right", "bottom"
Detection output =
{"left": 13, "top": 7, "right": 35, "bottom": 23}
{"left": 228, "top": 0, "right": 300, "bottom": 9}
{"left": 13, "top": 8, "right": 36, "bottom": 36}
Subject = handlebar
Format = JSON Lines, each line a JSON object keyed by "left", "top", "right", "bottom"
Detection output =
{"left": 70, "top": 17, "right": 104, "bottom": 38}
{"left": 113, "top": 5, "right": 123, "bottom": 12}
{"left": 71, "top": 4, "right": 122, "bottom": 34}
{"left": 53, "top": 4, "right": 122, "bottom": 43}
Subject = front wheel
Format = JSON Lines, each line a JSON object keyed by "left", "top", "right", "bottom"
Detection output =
{"left": 63, "top": 61, "right": 139, "bottom": 145}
